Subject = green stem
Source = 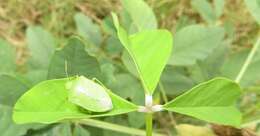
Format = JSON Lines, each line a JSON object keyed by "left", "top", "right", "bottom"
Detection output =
{"left": 235, "top": 38, "right": 260, "bottom": 83}
{"left": 78, "top": 119, "right": 165, "bottom": 136}
{"left": 146, "top": 113, "right": 153, "bottom": 136}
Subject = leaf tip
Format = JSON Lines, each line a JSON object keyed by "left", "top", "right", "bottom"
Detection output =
{"left": 111, "top": 12, "right": 119, "bottom": 30}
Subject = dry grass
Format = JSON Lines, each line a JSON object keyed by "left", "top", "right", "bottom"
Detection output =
{"left": 0, "top": 0, "right": 257, "bottom": 46}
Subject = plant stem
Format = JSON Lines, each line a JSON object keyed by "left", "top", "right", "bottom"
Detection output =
{"left": 159, "top": 82, "right": 176, "bottom": 126}
{"left": 235, "top": 38, "right": 260, "bottom": 83}
{"left": 146, "top": 113, "right": 153, "bottom": 136}
{"left": 78, "top": 119, "right": 165, "bottom": 136}
{"left": 144, "top": 94, "right": 154, "bottom": 136}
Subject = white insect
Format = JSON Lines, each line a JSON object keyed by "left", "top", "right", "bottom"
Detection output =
{"left": 66, "top": 76, "right": 113, "bottom": 112}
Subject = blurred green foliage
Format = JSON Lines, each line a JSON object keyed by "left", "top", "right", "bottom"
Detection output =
{"left": 0, "top": 0, "right": 259, "bottom": 135}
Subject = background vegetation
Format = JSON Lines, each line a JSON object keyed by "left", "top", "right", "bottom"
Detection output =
{"left": 0, "top": 0, "right": 259, "bottom": 135}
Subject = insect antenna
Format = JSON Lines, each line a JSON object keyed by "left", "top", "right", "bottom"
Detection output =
{"left": 65, "top": 60, "right": 69, "bottom": 78}
{"left": 92, "top": 78, "right": 109, "bottom": 91}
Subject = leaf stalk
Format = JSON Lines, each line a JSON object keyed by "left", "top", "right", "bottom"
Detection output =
{"left": 78, "top": 119, "right": 165, "bottom": 136}
{"left": 145, "top": 94, "right": 154, "bottom": 136}
{"left": 235, "top": 37, "right": 260, "bottom": 83}
{"left": 146, "top": 113, "right": 153, "bottom": 136}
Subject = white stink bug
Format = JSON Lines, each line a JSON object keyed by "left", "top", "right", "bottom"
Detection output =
{"left": 66, "top": 76, "right": 113, "bottom": 112}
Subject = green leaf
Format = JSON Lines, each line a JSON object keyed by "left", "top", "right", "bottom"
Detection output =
{"left": 48, "top": 123, "right": 72, "bottom": 136}
{"left": 111, "top": 13, "right": 129, "bottom": 48}
{"left": 66, "top": 76, "right": 113, "bottom": 112}
{"left": 0, "top": 75, "right": 44, "bottom": 135}
{"left": 106, "top": 73, "right": 145, "bottom": 128}
{"left": 163, "top": 77, "right": 242, "bottom": 127}
{"left": 47, "top": 38, "right": 101, "bottom": 79}
{"left": 29, "top": 123, "right": 72, "bottom": 136}
{"left": 245, "top": 0, "right": 260, "bottom": 24}
{"left": 0, "top": 105, "right": 28, "bottom": 136}
{"left": 221, "top": 49, "right": 260, "bottom": 88}
{"left": 191, "top": 0, "right": 224, "bottom": 24}
{"left": 214, "top": 0, "right": 225, "bottom": 18}
{"left": 24, "top": 69, "right": 48, "bottom": 86}
{"left": 121, "top": 9, "right": 140, "bottom": 34}
{"left": 0, "top": 105, "right": 42, "bottom": 136}
{"left": 112, "top": 13, "right": 172, "bottom": 94}
{"left": 128, "top": 91, "right": 145, "bottom": 128}
{"left": 160, "top": 66, "right": 195, "bottom": 95}
{"left": 191, "top": 0, "right": 217, "bottom": 24}
{"left": 0, "top": 39, "right": 16, "bottom": 74}
{"left": 105, "top": 73, "right": 145, "bottom": 128}
{"left": 102, "top": 16, "right": 117, "bottom": 37}
{"left": 0, "top": 74, "right": 29, "bottom": 106}
{"left": 188, "top": 43, "right": 229, "bottom": 83}
{"left": 121, "top": 0, "right": 157, "bottom": 31}
{"left": 121, "top": 51, "right": 139, "bottom": 77}
{"left": 105, "top": 36, "right": 124, "bottom": 56}
{"left": 109, "top": 74, "right": 138, "bottom": 99}
{"left": 74, "top": 13, "right": 102, "bottom": 46}
{"left": 127, "top": 31, "right": 173, "bottom": 94}
{"left": 175, "top": 16, "right": 196, "bottom": 32}
{"left": 26, "top": 26, "right": 56, "bottom": 69}
{"left": 100, "top": 63, "right": 116, "bottom": 85}
{"left": 168, "top": 25, "right": 225, "bottom": 66}
{"left": 128, "top": 112, "right": 145, "bottom": 128}
{"left": 73, "top": 125, "right": 90, "bottom": 136}
{"left": 109, "top": 73, "right": 144, "bottom": 101}
{"left": 13, "top": 78, "right": 138, "bottom": 124}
